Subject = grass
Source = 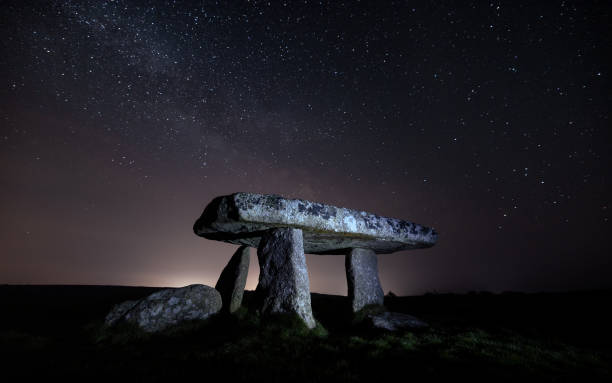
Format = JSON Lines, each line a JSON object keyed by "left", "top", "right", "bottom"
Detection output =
{"left": 1, "top": 286, "right": 610, "bottom": 381}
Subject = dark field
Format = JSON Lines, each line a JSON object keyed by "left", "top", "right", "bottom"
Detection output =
{"left": 1, "top": 285, "right": 610, "bottom": 382}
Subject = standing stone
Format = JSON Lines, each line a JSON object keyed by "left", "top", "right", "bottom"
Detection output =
{"left": 346, "top": 248, "right": 384, "bottom": 312}
{"left": 255, "top": 228, "right": 316, "bottom": 329}
{"left": 215, "top": 245, "right": 250, "bottom": 313}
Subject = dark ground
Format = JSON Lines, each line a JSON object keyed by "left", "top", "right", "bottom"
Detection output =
{"left": 1, "top": 285, "right": 610, "bottom": 381}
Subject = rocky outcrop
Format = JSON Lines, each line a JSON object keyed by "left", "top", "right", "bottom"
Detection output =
{"left": 104, "top": 284, "right": 221, "bottom": 332}
{"left": 215, "top": 245, "right": 250, "bottom": 313}
{"left": 255, "top": 228, "right": 316, "bottom": 329}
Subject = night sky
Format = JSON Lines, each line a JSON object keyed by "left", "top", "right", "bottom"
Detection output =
{"left": 2, "top": 1, "right": 610, "bottom": 295}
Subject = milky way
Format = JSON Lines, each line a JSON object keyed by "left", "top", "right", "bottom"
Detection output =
{"left": 1, "top": 1, "right": 610, "bottom": 294}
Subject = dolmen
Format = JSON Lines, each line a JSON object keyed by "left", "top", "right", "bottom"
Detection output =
{"left": 194, "top": 192, "right": 437, "bottom": 329}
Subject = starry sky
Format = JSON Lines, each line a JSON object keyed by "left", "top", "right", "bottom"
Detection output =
{"left": 1, "top": 1, "right": 610, "bottom": 295}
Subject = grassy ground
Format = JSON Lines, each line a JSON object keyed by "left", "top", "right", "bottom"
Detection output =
{"left": 1, "top": 285, "right": 610, "bottom": 381}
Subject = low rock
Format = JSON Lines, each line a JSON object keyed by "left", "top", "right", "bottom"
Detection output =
{"left": 367, "top": 311, "right": 428, "bottom": 331}
{"left": 104, "top": 284, "right": 221, "bottom": 332}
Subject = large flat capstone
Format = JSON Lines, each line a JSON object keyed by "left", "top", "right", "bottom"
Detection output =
{"left": 194, "top": 192, "right": 437, "bottom": 254}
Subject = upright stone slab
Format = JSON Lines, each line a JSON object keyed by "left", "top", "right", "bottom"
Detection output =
{"left": 255, "top": 228, "right": 316, "bottom": 329}
{"left": 346, "top": 248, "right": 384, "bottom": 312}
{"left": 215, "top": 245, "right": 250, "bottom": 313}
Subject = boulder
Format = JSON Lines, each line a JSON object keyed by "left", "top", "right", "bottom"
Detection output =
{"left": 215, "top": 245, "right": 250, "bottom": 313}
{"left": 346, "top": 248, "right": 384, "bottom": 312}
{"left": 367, "top": 311, "right": 428, "bottom": 331}
{"left": 255, "top": 228, "right": 316, "bottom": 329}
{"left": 104, "top": 284, "right": 221, "bottom": 332}
{"left": 104, "top": 299, "right": 139, "bottom": 326}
